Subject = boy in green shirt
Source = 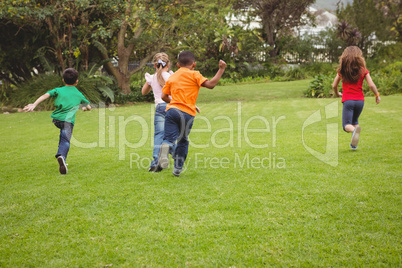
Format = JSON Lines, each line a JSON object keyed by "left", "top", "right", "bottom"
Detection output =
{"left": 24, "top": 68, "right": 91, "bottom": 175}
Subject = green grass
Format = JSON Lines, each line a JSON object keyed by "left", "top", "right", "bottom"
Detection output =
{"left": 0, "top": 80, "right": 401, "bottom": 267}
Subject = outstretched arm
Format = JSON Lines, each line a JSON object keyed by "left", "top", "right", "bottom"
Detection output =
{"left": 365, "top": 73, "right": 381, "bottom": 104}
{"left": 202, "top": 60, "right": 227, "bottom": 89}
{"left": 23, "top": 93, "right": 50, "bottom": 112}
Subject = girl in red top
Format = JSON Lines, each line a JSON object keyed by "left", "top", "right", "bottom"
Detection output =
{"left": 332, "top": 46, "right": 381, "bottom": 150}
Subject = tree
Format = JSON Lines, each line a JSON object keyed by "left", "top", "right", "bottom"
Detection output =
{"left": 336, "top": 0, "right": 400, "bottom": 53}
{"left": 0, "top": 0, "right": 228, "bottom": 93}
{"left": 0, "top": 0, "right": 117, "bottom": 84}
{"left": 232, "top": 0, "right": 315, "bottom": 58}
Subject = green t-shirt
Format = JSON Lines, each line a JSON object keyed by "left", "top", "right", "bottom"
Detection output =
{"left": 47, "top": 86, "right": 90, "bottom": 125}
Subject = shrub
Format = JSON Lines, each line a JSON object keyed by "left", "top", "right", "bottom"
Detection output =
{"left": 301, "top": 62, "right": 336, "bottom": 77}
{"left": 7, "top": 73, "right": 64, "bottom": 110}
{"left": 115, "top": 85, "right": 154, "bottom": 104}
{"left": 304, "top": 75, "right": 333, "bottom": 98}
{"left": 365, "top": 62, "right": 402, "bottom": 96}
{"left": 282, "top": 67, "right": 306, "bottom": 81}
{"left": 6, "top": 71, "right": 117, "bottom": 110}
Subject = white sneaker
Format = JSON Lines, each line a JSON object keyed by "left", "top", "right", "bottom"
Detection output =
{"left": 157, "top": 143, "right": 170, "bottom": 169}
{"left": 57, "top": 156, "right": 68, "bottom": 175}
{"left": 351, "top": 126, "right": 361, "bottom": 148}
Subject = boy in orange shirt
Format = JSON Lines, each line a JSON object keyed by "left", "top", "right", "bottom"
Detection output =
{"left": 158, "top": 51, "right": 226, "bottom": 176}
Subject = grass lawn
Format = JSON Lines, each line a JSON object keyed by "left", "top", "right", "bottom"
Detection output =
{"left": 0, "top": 79, "right": 401, "bottom": 267}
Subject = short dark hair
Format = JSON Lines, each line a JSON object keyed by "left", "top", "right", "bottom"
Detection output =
{"left": 63, "top": 68, "right": 79, "bottom": 85}
{"left": 178, "top": 51, "right": 195, "bottom": 67}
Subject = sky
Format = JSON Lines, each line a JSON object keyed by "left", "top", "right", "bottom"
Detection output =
{"left": 314, "top": 0, "right": 353, "bottom": 11}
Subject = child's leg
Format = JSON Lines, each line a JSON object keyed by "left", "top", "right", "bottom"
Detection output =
{"left": 53, "top": 120, "right": 74, "bottom": 160}
{"left": 173, "top": 111, "right": 194, "bottom": 171}
{"left": 151, "top": 104, "right": 167, "bottom": 168}
{"left": 342, "top": 100, "right": 365, "bottom": 133}
{"left": 350, "top": 101, "right": 364, "bottom": 149}
{"left": 351, "top": 101, "right": 364, "bottom": 127}
{"left": 342, "top": 101, "right": 357, "bottom": 133}
{"left": 158, "top": 109, "right": 181, "bottom": 169}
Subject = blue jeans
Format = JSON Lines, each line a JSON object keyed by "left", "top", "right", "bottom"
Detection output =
{"left": 342, "top": 100, "right": 364, "bottom": 132}
{"left": 53, "top": 119, "right": 74, "bottom": 160}
{"left": 151, "top": 103, "right": 169, "bottom": 167}
{"left": 162, "top": 108, "right": 194, "bottom": 170}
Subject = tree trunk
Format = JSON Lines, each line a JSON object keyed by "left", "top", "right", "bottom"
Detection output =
{"left": 263, "top": 17, "right": 278, "bottom": 58}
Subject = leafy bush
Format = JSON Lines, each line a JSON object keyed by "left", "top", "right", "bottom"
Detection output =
{"left": 6, "top": 70, "right": 117, "bottom": 110}
{"left": 304, "top": 75, "right": 333, "bottom": 98}
{"left": 365, "top": 62, "right": 402, "bottom": 96}
{"left": 301, "top": 62, "right": 336, "bottom": 77}
{"left": 7, "top": 73, "right": 64, "bottom": 110}
{"left": 77, "top": 73, "right": 117, "bottom": 104}
{"left": 282, "top": 67, "right": 306, "bottom": 81}
{"left": 263, "top": 62, "right": 285, "bottom": 79}
{"left": 115, "top": 86, "right": 154, "bottom": 104}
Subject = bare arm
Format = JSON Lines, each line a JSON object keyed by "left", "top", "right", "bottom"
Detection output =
{"left": 142, "top": 82, "right": 152, "bottom": 95}
{"left": 161, "top": 92, "right": 170, "bottom": 103}
{"left": 332, "top": 74, "right": 342, "bottom": 97}
{"left": 23, "top": 93, "right": 50, "bottom": 112}
{"left": 365, "top": 73, "right": 381, "bottom": 104}
{"left": 201, "top": 60, "right": 227, "bottom": 89}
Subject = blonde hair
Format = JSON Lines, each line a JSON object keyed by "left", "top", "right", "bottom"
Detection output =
{"left": 337, "top": 46, "right": 366, "bottom": 84}
{"left": 152, "top": 53, "right": 170, "bottom": 87}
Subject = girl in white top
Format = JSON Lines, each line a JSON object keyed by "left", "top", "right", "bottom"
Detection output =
{"left": 142, "top": 53, "right": 173, "bottom": 172}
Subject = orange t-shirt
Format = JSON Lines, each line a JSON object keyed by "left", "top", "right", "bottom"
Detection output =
{"left": 162, "top": 67, "right": 207, "bottom": 116}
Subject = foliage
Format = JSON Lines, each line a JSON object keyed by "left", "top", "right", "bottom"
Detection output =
{"left": 304, "top": 74, "right": 333, "bottom": 98}
{"left": 282, "top": 67, "right": 307, "bottom": 81}
{"left": 301, "top": 62, "right": 337, "bottom": 76}
{"left": 305, "top": 60, "right": 402, "bottom": 98}
{"left": 6, "top": 69, "right": 118, "bottom": 109}
{"left": 336, "top": 21, "right": 362, "bottom": 46}
{"left": 336, "top": 0, "right": 399, "bottom": 53}
{"left": 6, "top": 73, "right": 63, "bottom": 110}
{"left": 0, "top": 19, "right": 53, "bottom": 86}
{"left": 232, "top": 0, "right": 315, "bottom": 58}
{"left": 366, "top": 61, "right": 402, "bottom": 96}
{"left": 114, "top": 86, "right": 154, "bottom": 104}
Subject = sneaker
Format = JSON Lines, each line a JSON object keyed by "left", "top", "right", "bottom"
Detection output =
{"left": 148, "top": 165, "right": 162, "bottom": 172}
{"left": 57, "top": 156, "right": 68, "bottom": 175}
{"left": 157, "top": 143, "right": 170, "bottom": 169}
{"left": 351, "top": 126, "right": 361, "bottom": 148}
{"left": 350, "top": 144, "right": 357, "bottom": 150}
{"left": 173, "top": 168, "right": 182, "bottom": 177}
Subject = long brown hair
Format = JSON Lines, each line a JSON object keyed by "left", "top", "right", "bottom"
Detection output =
{"left": 152, "top": 53, "right": 170, "bottom": 87}
{"left": 337, "top": 46, "right": 366, "bottom": 83}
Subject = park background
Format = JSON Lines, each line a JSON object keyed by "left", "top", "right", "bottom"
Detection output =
{"left": 1, "top": 0, "right": 401, "bottom": 267}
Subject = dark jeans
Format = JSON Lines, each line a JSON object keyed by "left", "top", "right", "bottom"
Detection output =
{"left": 342, "top": 100, "right": 364, "bottom": 131}
{"left": 53, "top": 119, "right": 74, "bottom": 160}
{"left": 162, "top": 108, "right": 194, "bottom": 170}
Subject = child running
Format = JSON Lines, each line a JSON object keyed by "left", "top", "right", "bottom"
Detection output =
{"left": 332, "top": 46, "right": 381, "bottom": 150}
{"left": 142, "top": 53, "right": 174, "bottom": 172}
{"left": 24, "top": 68, "right": 91, "bottom": 174}
{"left": 157, "top": 51, "right": 226, "bottom": 176}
